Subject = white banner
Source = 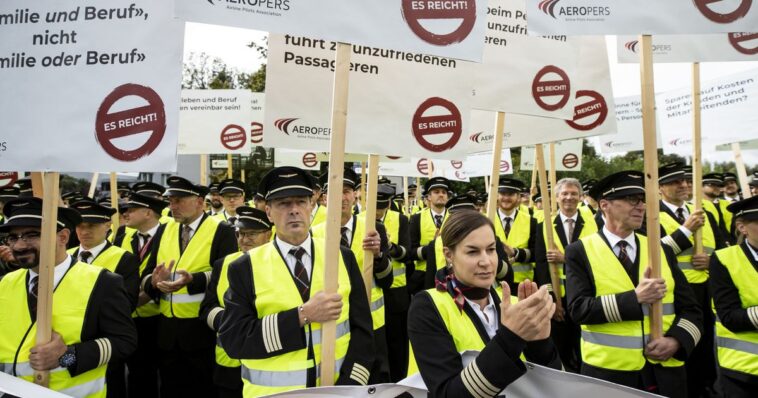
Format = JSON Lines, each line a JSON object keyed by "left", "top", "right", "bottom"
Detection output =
{"left": 597, "top": 95, "right": 664, "bottom": 154}
{"left": 472, "top": 0, "right": 577, "bottom": 119}
{"left": 264, "top": 34, "right": 473, "bottom": 160}
{"left": 178, "top": 90, "right": 258, "bottom": 155}
{"left": 520, "top": 138, "right": 583, "bottom": 171}
{"left": 526, "top": 0, "right": 758, "bottom": 36}
{"left": 464, "top": 149, "right": 514, "bottom": 177}
{"left": 716, "top": 139, "right": 758, "bottom": 150}
{"left": 0, "top": 0, "right": 184, "bottom": 172}
{"left": 274, "top": 148, "right": 321, "bottom": 170}
{"left": 617, "top": 33, "right": 758, "bottom": 63}
{"left": 175, "top": 0, "right": 488, "bottom": 62}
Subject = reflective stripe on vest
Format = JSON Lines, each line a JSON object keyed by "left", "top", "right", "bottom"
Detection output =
{"left": 157, "top": 217, "right": 220, "bottom": 318}
{"left": 117, "top": 227, "right": 161, "bottom": 318}
{"left": 660, "top": 203, "right": 716, "bottom": 284}
{"left": 384, "top": 210, "right": 407, "bottom": 288}
{"left": 713, "top": 245, "right": 758, "bottom": 376}
{"left": 215, "top": 252, "right": 244, "bottom": 368}
{"left": 494, "top": 209, "right": 533, "bottom": 283}
{"left": 580, "top": 233, "right": 682, "bottom": 371}
{"left": 0, "top": 263, "right": 107, "bottom": 397}
{"left": 241, "top": 238, "right": 351, "bottom": 396}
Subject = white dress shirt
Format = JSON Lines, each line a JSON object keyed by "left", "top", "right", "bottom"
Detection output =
{"left": 182, "top": 213, "right": 204, "bottom": 240}
{"left": 78, "top": 240, "right": 108, "bottom": 263}
{"left": 559, "top": 211, "right": 579, "bottom": 244}
{"left": 29, "top": 255, "right": 73, "bottom": 293}
{"left": 603, "top": 226, "right": 637, "bottom": 263}
{"left": 746, "top": 242, "right": 758, "bottom": 262}
{"left": 276, "top": 235, "right": 313, "bottom": 280}
{"left": 465, "top": 295, "right": 498, "bottom": 339}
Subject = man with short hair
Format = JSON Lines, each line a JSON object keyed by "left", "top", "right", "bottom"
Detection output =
{"left": 749, "top": 171, "right": 758, "bottom": 197}
{"left": 566, "top": 171, "right": 702, "bottom": 397}
{"left": 214, "top": 179, "right": 246, "bottom": 224}
{"left": 0, "top": 198, "right": 137, "bottom": 397}
{"left": 218, "top": 166, "right": 375, "bottom": 397}
{"left": 723, "top": 172, "right": 742, "bottom": 202}
{"left": 702, "top": 173, "right": 732, "bottom": 244}
{"left": 581, "top": 179, "right": 599, "bottom": 214}
{"left": 408, "top": 177, "right": 451, "bottom": 295}
{"left": 493, "top": 177, "right": 537, "bottom": 285}
{"left": 207, "top": 182, "right": 224, "bottom": 216}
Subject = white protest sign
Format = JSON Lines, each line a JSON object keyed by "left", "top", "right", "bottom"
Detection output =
{"left": 175, "top": 0, "right": 488, "bottom": 62}
{"left": 658, "top": 67, "right": 758, "bottom": 155}
{"left": 464, "top": 149, "right": 514, "bottom": 177}
{"left": 597, "top": 95, "right": 662, "bottom": 154}
{"left": 526, "top": 0, "right": 758, "bottom": 35}
{"left": 264, "top": 34, "right": 473, "bottom": 160}
{"left": 178, "top": 90, "right": 257, "bottom": 155}
{"left": 472, "top": 0, "right": 577, "bottom": 119}
{"left": 716, "top": 139, "right": 758, "bottom": 151}
{"left": 274, "top": 148, "right": 320, "bottom": 170}
{"left": 617, "top": 33, "right": 758, "bottom": 63}
{"left": 0, "top": 0, "right": 184, "bottom": 172}
{"left": 520, "top": 139, "right": 584, "bottom": 171}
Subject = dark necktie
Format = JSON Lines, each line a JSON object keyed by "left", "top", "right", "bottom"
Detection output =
{"left": 181, "top": 225, "right": 192, "bottom": 252}
{"left": 566, "top": 219, "right": 575, "bottom": 244}
{"left": 138, "top": 233, "right": 151, "bottom": 257}
{"left": 79, "top": 251, "right": 92, "bottom": 264}
{"left": 434, "top": 215, "right": 443, "bottom": 229}
{"left": 340, "top": 227, "right": 350, "bottom": 248}
{"left": 675, "top": 208, "right": 686, "bottom": 225}
{"left": 228, "top": 216, "right": 237, "bottom": 225}
{"left": 617, "top": 241, "right": 633, "bottom": 274}
{"left": 503, "top": 217, "right": 512, "bottom": 237}
{"left": 289, "top": 247, "right": 310, "bottom": 302}
{"left": 28, "top": 276, "right": 38, "bottom": 319}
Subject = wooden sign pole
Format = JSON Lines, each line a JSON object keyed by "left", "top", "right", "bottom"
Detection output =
{"left": 320, "top": 42, "right": 351, "bottom": 386}
{"left": 529, "top": 147, "right": 538, "bottom": 208}
{"left": 536, "top": 145, "right": 564, "bottom": 313}
{"left": 692, "top": 63, "right": 704, "bottom": 255}
{"left": 360, "top": 160, "right": 368, "bottom": 211}
{"left": 109, "top": 173, "right": 119, "bottom": 231}
{"left": 226, "top": 154, "right": 233, "bottom": 179}
{"left": 88, "top": 173, "right": 99, "bottom": 199}
{"left": 199, "top": 155, "right": 208, "bottom": 186}
{"left": 549, "top": 143, "right": 558, "bottom": 214}
{"left": 362, "top": 155, "right": 379, "bottom": 300}
{"left": 484, "top": 175, "right": 490, "bottom": 194}
{"left": 640, "top": 35, "right": 663, "bottom": 339}
{"left": 31, "top": 172, "right": 44, "bottom": 198}
{"left": 733, "top": 143, "right": 752, "bottom": 199}
{"left": 403, "top": 176, "right": 409, "bottom": 214}
{"left": 33, "top": 172, "right": 60, "bottom": 387}
{"left": 486, "top": 112, "right": 506, "bottom": 224}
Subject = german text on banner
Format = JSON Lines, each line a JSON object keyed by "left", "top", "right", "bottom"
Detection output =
{"left": 520, "top": 139, "right": 583, "bottom": 171}
{"left": 178, "top": 90, "right": 260, "bottom": 155}
{"left": 263, "top": 34, "right": 473, "bottom": 160}
{"left": 472, "top": 0, "right": 578, "bottom": 119}
{"left": 526, "top": 0, "right": 758, "bottom": 36}
{"left": 0, "top": 0, "right": 184, "bottom": 172}
{"left": 617, "top": 33, "right": 758, "bottom": 63}
{"left": 175, "top": 0, "right": 488, "bottom": 62}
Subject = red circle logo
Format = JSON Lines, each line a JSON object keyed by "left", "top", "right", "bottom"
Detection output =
{"left": 450, "top": 160, "right": 463, "bottom": 169}
{"left": 220, "top": 124, "right": 247, "bottom": 150}
{"left": 0, "top": 172, "right": 18, "bottom": 188}
{"left": 532, "top": 65, "right": 571, "bottom": 112}
{"left": 412, "top": 97, "right": 462, "bottom": 152}
{"left": 250, "top": 122, "right": 264, "bottom": 144}
{"left": 500, "top": 160, "right": 510, "bottom": 173}
{"left": 454, "top": 170, "right": 465, "bottom": 179}
{"left": 401, "top": 0, "right": 477, "bottom": 46}
{"left": 728, "top": 32, "right": 758, "bottom": 54}
{"left": 565, "top": 90, "right": 608, "bottom": 131}
{"left": 417, "top": 158, "right": 434, "bottom": 175}
{"left": 95, "top": 84, "right": 166, "bottom": 161}
{"left": 302, "top": 152, "right": 318, "bottom": 168}
{"left": 562, "top": 153, "right": 579, "bottom": 169}
{"left": 694, "top": 0, "right": 752, "bottom": 23}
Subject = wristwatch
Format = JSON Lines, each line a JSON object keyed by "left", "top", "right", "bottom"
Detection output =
{"left": 58, "top": 345, "right": 77, "bottom": 368}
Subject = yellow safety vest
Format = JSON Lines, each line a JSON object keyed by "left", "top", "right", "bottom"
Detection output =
{"left": 311, "top": 205, "right": 327, "bottom": 228}
{"left": 580, "top": 233, "right": 682, "bottom": 371}
{"left": 215, "top": 252, "right": 244, "bottom": 369}
{"left": 713, "top": 246, "right": 758, "bottom": 377}
{"left": 67, "top": 244, "right": 127, "bottom": 274}
{"left": 312, "top": 217, "right": 386, "bottom": 330}
{"left": 116, "top": 227, "right": 160, "bottom": 318}
{"left": 532, "top": 209, "right": 545, "bottom": 224}
{"left": 416, "top": 209, "right": 447, "bottom": 274}
{"left": 702, "top": 200, "right": 721, "bottom": 228}
{"left": 160, "top": 208, "right": 173, "bottom": 224}
{"left": 660, "top": 203, "right": 716, "bottom": 284}
{"left": 0, "top": 263, "right": 107, "bottom": 397}
{"left": 542, "top": 214, "right": 598, "bottom": 297}
{"left": 494, "top": 209, "right": 534, "bottom": 283}
{"left": 383, "top": 210, "right": 406, "bottom": 289}
{"left": 241, "top": 239, "right": 351, "bottom": 397}
{"left": 719, "top": 200, "right": 733, "bottom": 234}
{"left": 157, "top": 217, "right": 220, "bottom": 319}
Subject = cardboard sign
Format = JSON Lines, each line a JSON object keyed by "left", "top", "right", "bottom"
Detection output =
{"left": 472, "top": 0, "right": 578, "bottom": 119}
{"left": 264, "top": 34, "right": 473, "bottom": 160}
{"left": 0, "top": 0, "right": 184, "bottom": 172}
{"left": 175, "top": 0, "right": 488, "bottom": 62}
{"left": 178, "top": 90, "right": 259, "bottom": 155}
{"left": 526, "top": 0, "right": 758, "bottom": 35}
{"left": 520, "top": 139, "right": 584, "bottom": 171}
{"left": 617, "top": 33, "right": 758, "bottom": 63}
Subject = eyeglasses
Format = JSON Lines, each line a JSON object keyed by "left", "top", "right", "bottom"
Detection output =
{"left": 237, "top": 230, "right": 267, "bottom": 239}
{"left": 616, "top": 195, "right": 646, "bottom": 206}
{"left": 5, "top": 231, "right": 42, "bottom": 245}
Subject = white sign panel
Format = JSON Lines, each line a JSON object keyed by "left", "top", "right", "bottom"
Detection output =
{"left": 274, "top": 149, "right": 321, "bottom": 170}
{"left": 264, "top": 34, "right": 473, "bottom": 160}
{"left": 464, "top": 149, "right": 514, "bottom": 177}
{"left": 526, "top": 0, "right": 758, "bottom": 35}
{"left": 0, "top": 0, "right": 184, "bottom": 172}
{"left": 472, "top": 0, "right": 578, "bottom": 119}
{"left": 617, "top": 33, "right": 758, "bottom": 63}
{"left": 176, "top": 0, "right": 488, "bottom": 62}
{"left": 520, "top": 139, "right": 584, "bottom": 171}
{"left": 178, "top": 90, "right": 256, "bottom": 155}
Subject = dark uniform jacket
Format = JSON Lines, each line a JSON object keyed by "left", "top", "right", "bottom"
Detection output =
{"left": 534, "top": 211, "right": 597, "bottom": 293}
